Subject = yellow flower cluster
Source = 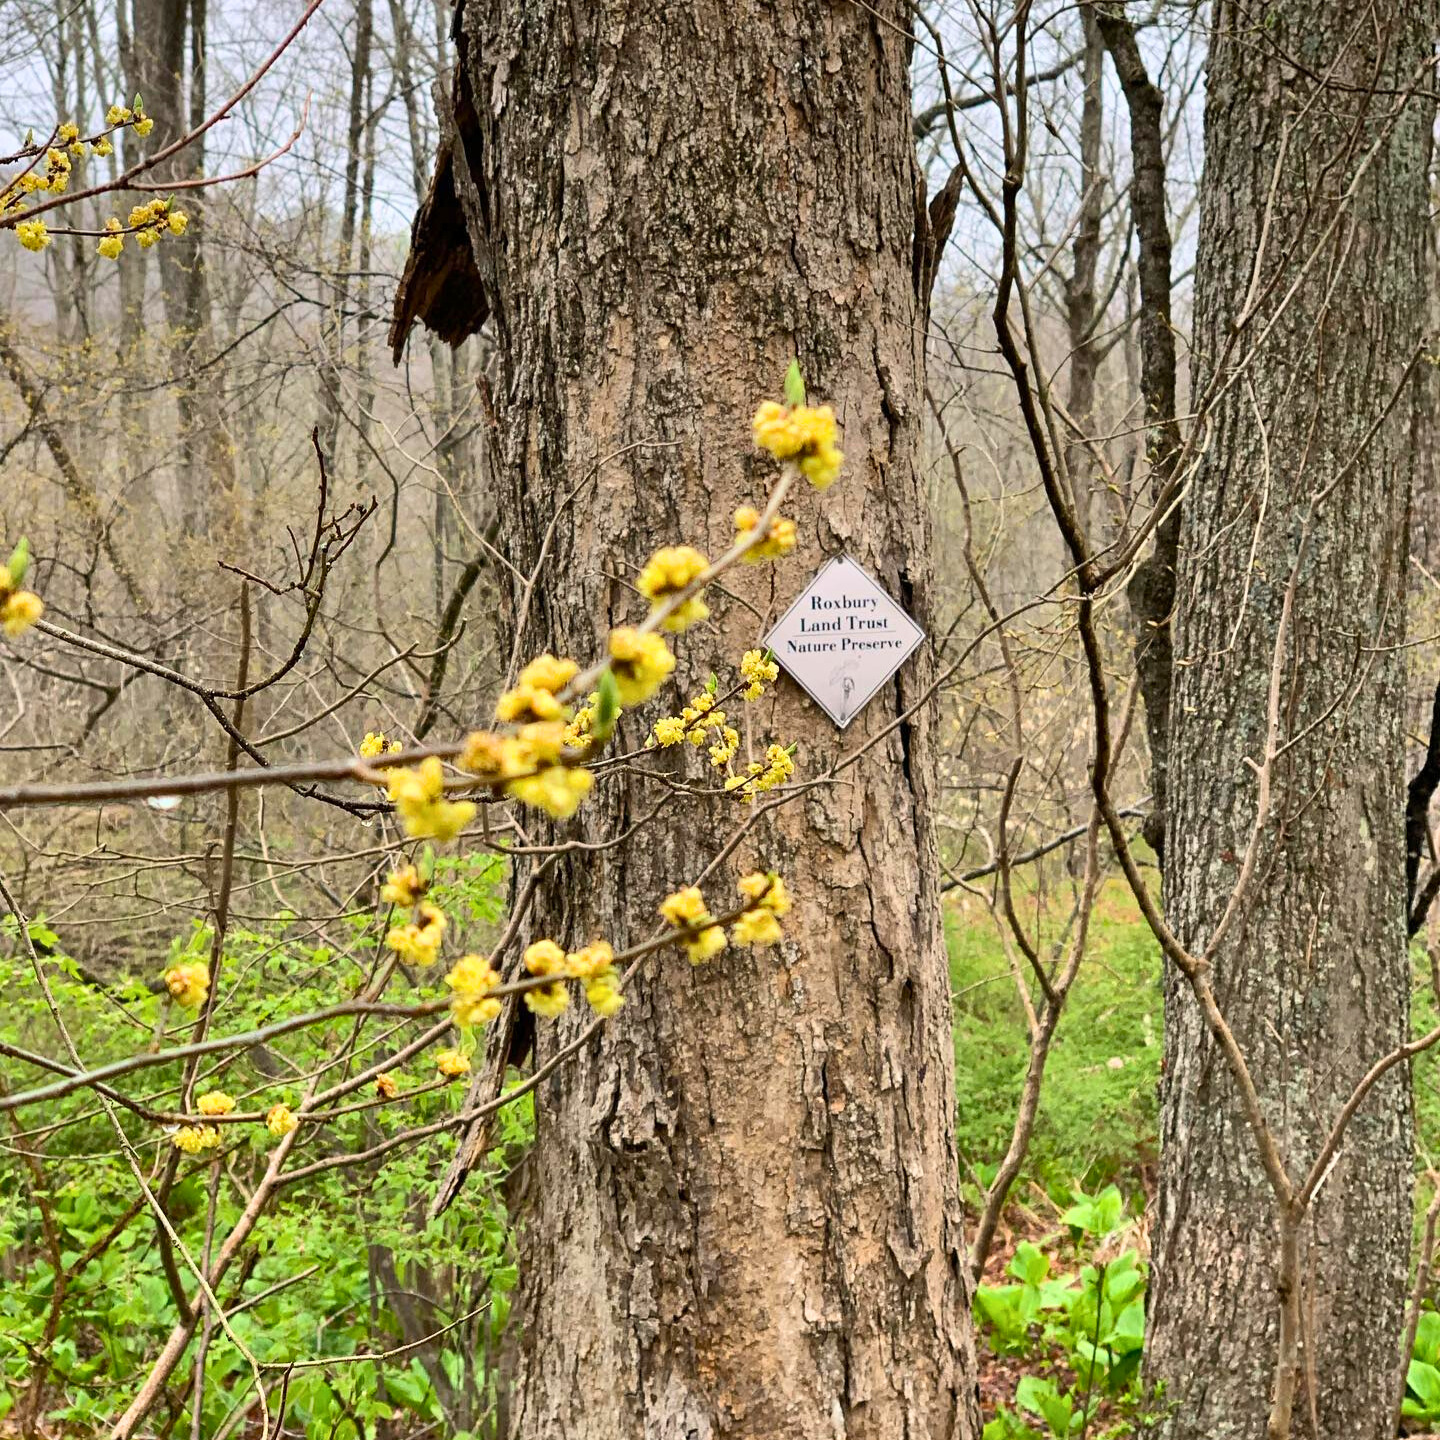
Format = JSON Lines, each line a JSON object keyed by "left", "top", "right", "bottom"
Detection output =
{"left": 162, "top": 961, "right": 209, "bottom": 1009}
{"left": 107, "top": 104, "right": 154, "bottom": 136}
{"left": 732, "top": 871, "right": 791, "bottom": 947}
{"left": 359, "top": 731, "right": 402, "bottom": 759}
{"left": 516, "top": 653, "right": 578, "bottom": 693}
{"left": 375, "top": 1071, "right": 400, "bottom": 1099}
{"left": 3, "top": 108, "right": 151, "bottom": 236}
{"left": 266, "top": 1104, "right": 299, "bottom": 1137}
{"left": 522, "top": 939, "right": 570, "bottom": 1018}
{"left": 724, "top": 743, "right": 795, "bottom": 802}
{"left": 564, "top": 691, "right": 601, "bottom": 747}
{"left": 435, "top": 1048, "right": 471, "bottom": 1078}
{"left": 168, "top": 1089, "right": 306, "bottom": 1152}
{"left": 386, "top": 899, "right": 447, "bottom": 967}
{"left": 380, "top": 864, "right": 426, "bottom": 907}
{"left": 608, "top": 628, "right": 675, "bottom": 706}
{"left": 637, "top": 546, "right": 710, "bottom": 632}
{"left": 752, "top": 401, "right": 844, "bottom": 490}
{"left": 567, "top": 940, "right": 625, "bottom": 1017}
{"left": 446, "top": 952, "right": 503, "bottom": 1027}
{"left": 461, "top": 725, "right": 592, "bottom": 820}
{"left": 387, "top": 757, "right": 476, "bottom": 841}
{"left": 519, "top": 936, "right": 626, "bottom": 1017}
{"left": 734, "top": 505, "right": 798, "bottom": 562}
{"left": 740, "top": 649, "right": 779, "bottom": 702}
{"left": 659, "top": 886, "right": 727, "bottom": 964}
{"left": 1, "top": 539, "right": 43, "bottom": 638}
{"left": 172, "top": 1125, "right": 221, "bottom": 1154}
{"left": 495, "top": 683, "right": 565, "bottom": 724}
{"left": 649, "top": 689, "right": 736, "bottom": 768}
{"left": 95, "top": 198, "right": 187, "bottom": 259}
{"left": 461, "top": 655, "right": 594, "bottom": 819}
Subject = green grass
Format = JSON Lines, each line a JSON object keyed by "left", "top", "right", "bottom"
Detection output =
{"left": 948, "top": 879, "right": 1162, "bottom": 1196}
{"left": 949, "top": 875, "right": 1440, "bottom": 1203}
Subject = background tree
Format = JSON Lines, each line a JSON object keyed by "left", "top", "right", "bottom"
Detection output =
{"left": 1145, "top": 3, "right": 1435, "bottom": 1433}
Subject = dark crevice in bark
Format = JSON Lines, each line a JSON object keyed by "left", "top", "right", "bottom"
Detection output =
{"left": 1407, "top": 675, "right": 1440, "bottom": 933}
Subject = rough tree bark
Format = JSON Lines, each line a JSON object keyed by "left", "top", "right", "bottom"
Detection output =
{"left": 1146, "top": 4, "right": 1434, "bottom": 1435}
{"left": 391, "top": 2, "right": 979, "bottom": 1436}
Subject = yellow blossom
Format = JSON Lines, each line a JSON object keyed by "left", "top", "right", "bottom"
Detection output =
{"left": 196, "top": 1091, "right": 235, "bottom": 1117}
{"left": 386, "top": 757, "right": 476, "bottom": 842}
{"left": 380, "top": 864, "right": 426, "bottom": 907}
{"left": 659, "top": 887, "right": 726, "bottom": 964}
{"left": 506, "top": 763, "right": 592, "bottom": 819}
{"left": 518, "top": 653, "right": 579, "bottom": 693}
{"left": 729, "top": 743, "right": 795, "bottom": 801}
{"left": 1, "top": 590, "right": 43, "bottom": 637}
{"left": 106, "top": 105, "right": 132, "bottom": 125}
{"left": 684, "top": 924, "right": 726, "bottom": 964}
{"left": 133, "top": 116, "right": 154, "bottom": 137}
{"left": 386, "top": 899, "right": 447, "bottom": 966}
{"left": 459, "top": 730, "right": 530, "bottom": 782}
{"left": 564, "top": 940, "right": 613, "bottom": 980}
{"left": 525, "top": 981, "right": 569, "bottom": 1018}
{"left": 167, "top": 210, "right": 187, "bottom": 235}
{"left": 524, "top": 939, "right": 566, "bottom": 977}
{"left": 732, "top": 908, "right": 783, "bottom": 947}
{"left": 360, "top": 731, "right": 402, "bottom": 759}
{"left": 734, "top": 505, "right": 798, "bottom": 562}
{"left": 93, "top": 138, "right": 113, "bottom": 157}
{"left": 564, "top": 692, "right": 601, "bottom": 747}
{"left": 738, "top": 871, "right": 791, "bottom": 914}
{"left": 651, "top": 716, "right": 687, "bottom": 747}
{"left": 266, "top": 1105, "right": 299, "bottom": 1137}
{"left": 496, "top": 683, "right": 565, "bottom": 723}
{"left": 375, "top": 1071, "right": 400, "bottom": 1099}
{"left": 585, "top": 972, "right": 625, "bottom": 1017}
{"left": 172, "top": 1125, "right": 221, "bottom": 1154}
{"left": 608, "top": 628, "right": 675, "bottom": 706}
{"left": 637, "top": 546, "right": 710, "bottom": 632}
{"left": 740, "top": 649, "right": 779, "bottom": 702}
{"left": 563, "top": 941, "right": 624, "bottom": 1014}
{"left": 162, "top": 962, "right": 209, "bottom": 1009}
{"left": 446, "top": 953, "right": 503, "bottom": 1027}
{"left": 522, "top": 939, "right": 569, "bottom": 1017}
{"left": 435, "top": 1048, "right": 471, "bottom": 1078}
{"left": 98, "top": 233, "right": 123, "bottom": 259}
{"left": 752, "top": 400, "right": 844, "bottom": 489}
{"left": 15, "top": 219, "right": 48, "bottom": 252}
{"left": 57, "top": 123, "right": 79, "bottom": 142}
{"left": 708, "top": 725, "right": 739, "bottom": 768}
{"left": 732, "top": 872, "right": 789, "bottom": 947}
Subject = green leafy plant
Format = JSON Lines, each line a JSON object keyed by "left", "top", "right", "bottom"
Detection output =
{"left": 973, "top": 1186, "right": 1147, "bottom": 1438}
{"left": 1404, "top": 1310, "right": 1440, "bottom": 1427}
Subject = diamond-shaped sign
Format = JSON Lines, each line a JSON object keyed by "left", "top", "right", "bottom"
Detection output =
{"left": 763, "top": 555, "right": 925, "bottom": 729}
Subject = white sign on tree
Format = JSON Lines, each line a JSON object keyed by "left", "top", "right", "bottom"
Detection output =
{"left": 762, "top": 555, "right": 925, "bottom": 729}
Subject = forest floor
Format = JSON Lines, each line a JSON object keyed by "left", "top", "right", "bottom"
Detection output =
{"left": 948, "top": 872, "right": 1440, "bottom": 1436}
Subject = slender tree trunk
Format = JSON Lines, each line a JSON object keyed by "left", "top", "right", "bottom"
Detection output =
{"left": 320, "top": 0, "right": 373, "bottom": 465}
{"left": 1064, "top": 12, "right": 1104, "bottom": 542}
{"left": 395, "top": 2, "right": 979, "bottom": 1435}
{"left": 1147, "top": 5, "right": 1434, "bottom": 1436}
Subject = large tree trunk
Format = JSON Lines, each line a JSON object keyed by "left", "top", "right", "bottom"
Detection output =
{"left": 393, "top": 2, "right": 979, "bottom": 1436}
{"left": 1146, "top": 4, "right": 1433, "bottom": 1435}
